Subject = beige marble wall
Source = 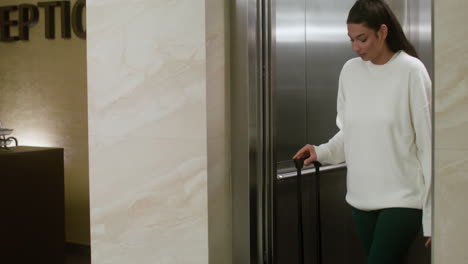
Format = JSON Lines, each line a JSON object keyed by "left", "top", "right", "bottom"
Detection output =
{"left": 0, "top": 0, "right": 89, "bottom": 244}
{"left": 434, "top": 0, "right": 468, "bottom": 263}
{"left": 87, "top": 0, "right": 213, "bottom": 263}
{"left": 206, "top": 0, "right": 232, "bottom": 263}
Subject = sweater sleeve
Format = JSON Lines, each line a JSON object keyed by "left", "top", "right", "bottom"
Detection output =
{"left": 410, "top": 64, "right": 432, "bottom": 237}
{"left": 315, "top": 70, "right": 346, "bottom": 165}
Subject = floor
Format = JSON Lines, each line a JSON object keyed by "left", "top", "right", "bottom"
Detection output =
{"left": 66, "top": 244, "right": 91, "bottom": 264}
{"left": 66, "top": 253, "right": 90, "bottom": 264}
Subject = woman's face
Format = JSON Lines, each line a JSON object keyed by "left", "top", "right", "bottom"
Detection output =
{"left": 347, "top": 23, "right": 387, "bottom": 62}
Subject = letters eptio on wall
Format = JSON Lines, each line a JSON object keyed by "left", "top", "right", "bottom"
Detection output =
{"left": 0, "top": 0, "right": 86, "bottom": 42}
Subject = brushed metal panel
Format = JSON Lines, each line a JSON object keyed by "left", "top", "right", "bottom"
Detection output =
{"left": 407, "top": 0, "right": 433, "bottom": 77}
{"left": 274, "top": 0, "right": 307, "bottom": 162}
{"left": 305, "top": 0, "right": 356, "bottom": 146}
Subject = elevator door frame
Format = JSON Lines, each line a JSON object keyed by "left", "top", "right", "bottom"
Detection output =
{"left": 230, "top": 0, "right": 272, "bottom": 263}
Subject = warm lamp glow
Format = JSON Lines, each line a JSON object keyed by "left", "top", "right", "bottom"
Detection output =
{"left": 18, "top": 131, "right": 57, "bottom": 148}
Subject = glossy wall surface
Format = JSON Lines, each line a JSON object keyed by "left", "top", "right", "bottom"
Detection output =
{"left": 87, "top": 0, "right": 210, "bottom": 263}
{"left": 434, "top": 0, "right": 468, "bottom": 262}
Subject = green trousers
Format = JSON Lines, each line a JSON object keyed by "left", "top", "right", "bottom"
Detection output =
{"left": 351, "top": 207, "right": 422, "bottom": 264}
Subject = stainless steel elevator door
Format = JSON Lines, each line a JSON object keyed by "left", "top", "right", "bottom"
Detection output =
{"left": 304, "top": 0, "right": 357, "bottom": 152}
{"left": 274, "top": 0, "right": 308, "bottom": 161}
{"left": 274, "top": 0, "right": 357, "bottom": 162}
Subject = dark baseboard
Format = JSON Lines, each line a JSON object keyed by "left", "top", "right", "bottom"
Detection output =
{"left": 66, "top": 242, "right": 91, "bottom": 256}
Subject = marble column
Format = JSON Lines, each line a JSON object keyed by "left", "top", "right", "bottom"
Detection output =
{"left": 87, "top": 0, "right": 213, "bottom": 263}
{"left": 434, "top": 0, "right": 468, "bottom": 263}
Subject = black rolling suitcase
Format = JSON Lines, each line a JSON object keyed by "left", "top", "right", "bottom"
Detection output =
{"left": 293, "top": 159, "right": 322, "bottom": 264}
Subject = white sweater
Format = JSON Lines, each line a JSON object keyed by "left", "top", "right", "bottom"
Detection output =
{"left": 315, "top": 51, "right": 432, "bottom": 237}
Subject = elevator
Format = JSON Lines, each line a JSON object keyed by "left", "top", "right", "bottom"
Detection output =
{"left": 230, "top": 0, "right": 433, "bottom": 263}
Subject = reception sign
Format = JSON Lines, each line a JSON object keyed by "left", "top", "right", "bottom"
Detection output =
{"left": 0, "top": 0, "right": 86, "bottom": 41}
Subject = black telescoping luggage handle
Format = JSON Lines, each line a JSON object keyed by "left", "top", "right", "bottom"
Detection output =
{"left": 293, "top": 159, "right": 322, "bottom": 264}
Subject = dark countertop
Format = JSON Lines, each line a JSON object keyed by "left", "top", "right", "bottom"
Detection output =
{"left": 0, "top": 146, "right": 63, "bottom": 154}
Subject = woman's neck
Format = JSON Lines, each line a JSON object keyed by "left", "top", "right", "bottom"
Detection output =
{"left": 371, "top": 46, "right": 395, "bottom": 65}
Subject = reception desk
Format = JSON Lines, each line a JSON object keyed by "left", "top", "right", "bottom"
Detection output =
{"left": 0, "top": 146, "right": 65, "bottom": 264}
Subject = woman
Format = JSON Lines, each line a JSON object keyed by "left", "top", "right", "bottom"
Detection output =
{"left": 293, "top": 0, "right": 432, "bottom": 263}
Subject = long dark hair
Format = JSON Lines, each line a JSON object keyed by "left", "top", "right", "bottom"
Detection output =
{"left": 347, "top": 0, "right": 418, "bottom": 58}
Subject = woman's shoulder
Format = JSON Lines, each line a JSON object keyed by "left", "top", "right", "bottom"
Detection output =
{"left": 396, "top": 51, "right": 427, "bottom": 72}
{"left": 343, "top": 57, "right": 363, "bottom": 68}
{"left": 396, "top": 52, "right": 432, "bottom": 87}
{"left": 341, "top": 57, "right": 364, "bottom": 73}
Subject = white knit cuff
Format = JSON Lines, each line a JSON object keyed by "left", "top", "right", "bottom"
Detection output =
{"left": 314, "top": 144, "right": 329, "bottom": 164}
{"left": 422, "top": 214, "right": 432, "bottom": 237}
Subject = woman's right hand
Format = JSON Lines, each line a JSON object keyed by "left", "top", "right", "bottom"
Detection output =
{"left": 292, "top": 144, "right": 317, "bottom": 166}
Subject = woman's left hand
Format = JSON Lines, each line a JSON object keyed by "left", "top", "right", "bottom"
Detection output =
{"left": 425, "top": 237, "right": 432, "bottom": 248}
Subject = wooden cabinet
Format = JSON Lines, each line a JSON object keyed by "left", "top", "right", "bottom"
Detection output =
{"left": 0, "top": 147, "right": 65, "bottom": 264}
